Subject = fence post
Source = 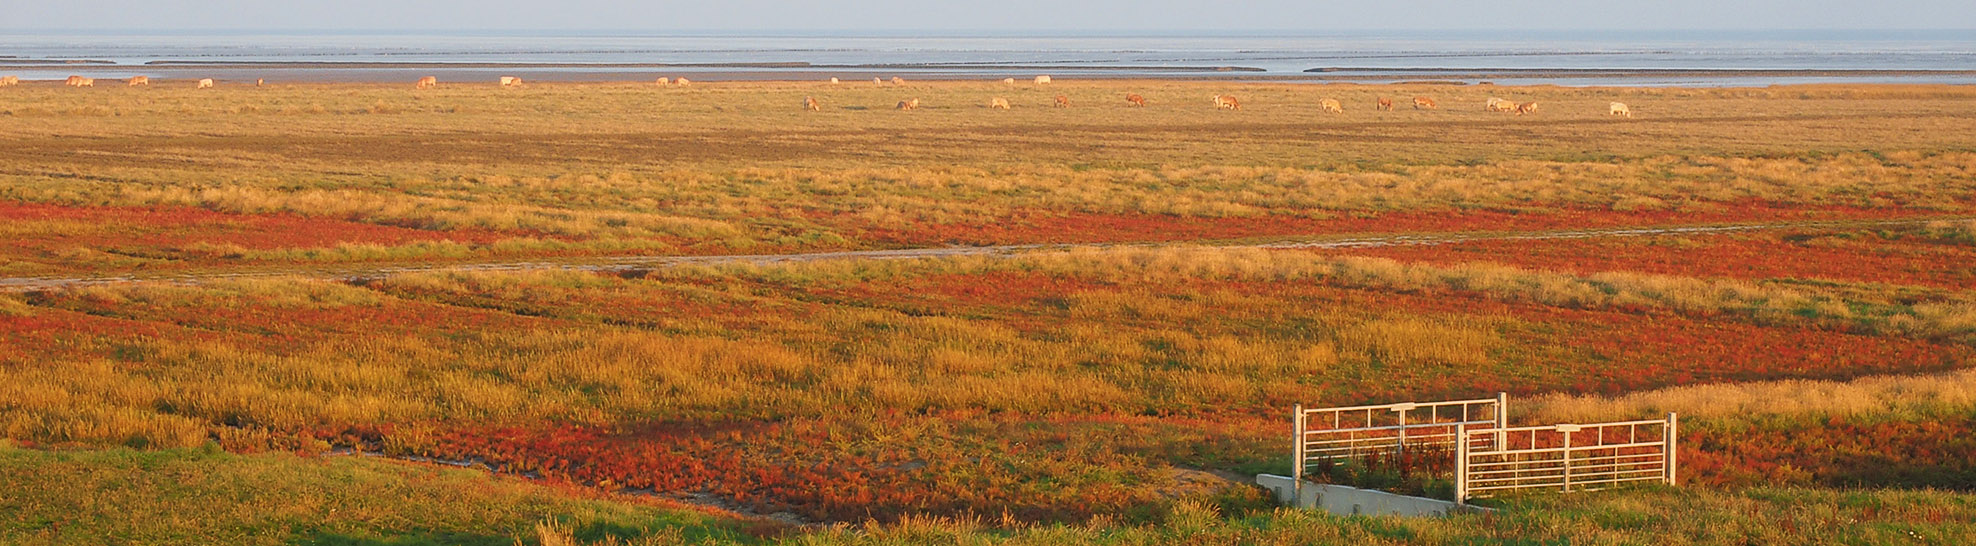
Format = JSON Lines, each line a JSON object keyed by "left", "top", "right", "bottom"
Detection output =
{"left": 1561, "top": 428, "right": 1573, "bottom": 493}
{"left": 1454, "top": 423, "right": 1469, "bottom": 504}
{"left": 1665, "top": 412, "right": 1679, "bottom": 486}
{"left": 1293, "top": 404, "right": 1305, "bottom": 505}
{"left": 1494, "top": 392, "right": 1508, "bottom": 451}
{"left": 1395, "top": 407, "right": 1408, "bottom": 458}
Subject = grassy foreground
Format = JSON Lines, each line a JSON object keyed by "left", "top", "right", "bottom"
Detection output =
{"left": 4, "top": 444, "right": 1972, "bottom": 546}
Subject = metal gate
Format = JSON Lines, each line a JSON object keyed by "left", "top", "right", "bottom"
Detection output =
{"left": 1455, "top": 414, "right": 1678, "bottom": 500}
{"left": 1291, "top": 394, "right": 1506, "bottom": 501}
{"left": 1290, "top": 395, "right": 1676, "bottom": 505}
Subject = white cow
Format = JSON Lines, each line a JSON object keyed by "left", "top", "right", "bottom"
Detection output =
{"left": 1034, "top": 75, "right": 1052, "bottom": 84}
{"left": 1610, "top": 102, "right": 1633, "bottom": 117}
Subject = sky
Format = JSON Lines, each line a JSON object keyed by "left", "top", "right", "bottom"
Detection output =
{"left": 6, "top": 0, "right": 1975, "bottom": 32}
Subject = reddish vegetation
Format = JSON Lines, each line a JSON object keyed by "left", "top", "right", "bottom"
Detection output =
{"left": 1280, "top": 283, "right": 1975, "bottom": 400}
{"left": 0, "top": 309, "right": 185, "bottom": 363}
{"left": 1316, "top": 229, "right": 1976, "bottom": 289}
{"left": 328, "top": 414, "right": 1277, "bottom": 523}
{"left": 0, "top": 201, "right": 524, "bottom": 258}
{"left": 855, "top": 202, "right": 1945, "bottom": 246}
{"left": 1685, "top": 416, "right": 1976, "bottom": 490}
{"left": 12, "top": 289, "right": 556, "bottom": 357}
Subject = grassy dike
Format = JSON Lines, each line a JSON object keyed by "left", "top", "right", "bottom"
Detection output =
{"left": 4, "top": 442, "right": 1973, "bottom": 545}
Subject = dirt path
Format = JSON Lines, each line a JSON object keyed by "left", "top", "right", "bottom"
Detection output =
{"left": 2, "top": 216, "right": 1965, "bottom": 293}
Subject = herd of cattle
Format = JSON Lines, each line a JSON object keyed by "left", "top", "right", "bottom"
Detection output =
{"left": 3, "top": 73, "right": 1637, "bottom": 117}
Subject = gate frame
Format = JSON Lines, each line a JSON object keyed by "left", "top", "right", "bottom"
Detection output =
{"left": 1292, "top": 393, "right": 1507, "bottom": 504}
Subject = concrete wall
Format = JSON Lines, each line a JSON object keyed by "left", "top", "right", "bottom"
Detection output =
{"left": 1255, "top": 474, "right": 1488, "bottom": 518}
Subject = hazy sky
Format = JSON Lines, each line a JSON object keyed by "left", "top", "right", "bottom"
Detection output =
{"left": 7, "top": 0, "right": 1974, "bottom": 32}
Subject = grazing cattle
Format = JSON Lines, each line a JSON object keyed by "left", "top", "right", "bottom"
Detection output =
{"left": 1054, "top": 95, "right": 1069, "bottom": 108}
{"left": 257, "top": 78, "right": 265, "bottom": 87}
{"left": 1609, "top": 102, "right": 1632, "bottom": 117}
{"left": 66, "top": 76, "right": 95, "bottom": 87}
{"left": 896, "top": 98, "right": 920, "bottom": 110}
{"left": 0, "top": 75, "right": 17, "bottom": 86}
{"left": 829, "top": 77, "right": 840, "bottom": 84}
{"left": 1213, "top": 94, "right": 1240, "bottom": 110}
{"left": 1515, "top": 102, "right": 1538, "bottom": 115}
{"left": 891, "top": 76, "right": 905, "bottom": 85}
{"left": 128, "top": 76, "right": 149, "bottom": 86}
{"left": 1319, "top": 98, "right": 1342, "bottom": 113}
{"left": 1485, "top": 97, "right": 1515, "bottom": 112}
{"left": 1413, "top": 96, "right": 1437, "bottom": 109}
{"left": 1376, "top": 97, "right": 1394, "bottom": 111}
{"left": 676, "top": 77, "right": 690, "bottom": 86}
{"left": 65, "top": 75, "right": 85, "bottom": 86}
{"left": 1034, "top": 75, "right": 1052, "bottom": 84}
{"left": 1125, "top": 93, "right": 1147, "bottom": 107}
{"left": 197, "top": 78, "right": 214, "bottom": 89}
{"left": 499, "top": 76, "right": 524, "bottom": 87}
{"left": 656, "top": 77, "right": 671, "bottom": 86}
{"left": 415, "top": 76, "right": 438, "bottom": 89}
{"left": 989, "top": 97, "right": 1010, "bottom": 109}
{"left": 873, "top": 77, "right": 883, "bottom": 85}
{"left": 805, "top": 96, "right": 821, "bottom": 111}
{"left": 1003, "top": 78, "right": 1016, "bottom": 85}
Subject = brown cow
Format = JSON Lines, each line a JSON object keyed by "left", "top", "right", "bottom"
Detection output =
{"left": 1376, "top": 97, "right": 1393, "bottom": 111}
{"left": 0, "top": 75, "right": 18, "bottom": 86}
{"left": 1054, "top": 95, "right": 1069, "bottom": 108}
{"left": 896, "top": 98, "right": 920, "bottom": 110}
{"left": 67, "top": 76, "right": 95, "bottom": 87}
{"left": 1125, "top": 93, "right": 1147, "bottom": 107}
{"left": 805, "top": 96, "right": 821, "bottom": 111}
{"left": 197, "top": 78, "right": 214, "bottom": 89}
{"left": 128, "top": 76, "right": 149, "bottom": 86}
{"left": 1213, "top": 94, "right": 1240, "bottom": 110}
{"left": 64, "top": 75, "right": 85, "bottom": 86}
{"left": 1515, "top": 102, "right": 1538, "bottom": 115}
{"left": 1319, "top": 98, "right": 1342, "bottom": 113}
{"left": 257, "top": 78, "right": 265, "bottom": 87}
{"left": 891, "top": 76, "right": 905, "bottom": 85}
{"left": 1413, "top": 96, "right": 1436, "bottom": 109}
{"left": 415, "top": 76, "right": 438, "bottom": 89}
{"left": 989, "top": 97, "right": 1010, "bottom": 110}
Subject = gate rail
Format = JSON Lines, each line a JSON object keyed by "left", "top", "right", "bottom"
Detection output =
{"left": 1292, "top": 394, "right": 1506, "bottom": 501}
{"left": 1454, "top": 413, "right": 1677, "bottom": 501}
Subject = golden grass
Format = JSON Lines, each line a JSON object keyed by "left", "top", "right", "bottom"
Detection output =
{"left": 1526, "top": 368, "right": 1976, "bottom": 424}
{"left": 3, "top": 242, "right": 1969, "bottom": 450}
{"left": 4, "top": 81, "right": 1975, "bottom": 274}
{"left": 692, "top": 246, "right": 1976, "bottom": 339}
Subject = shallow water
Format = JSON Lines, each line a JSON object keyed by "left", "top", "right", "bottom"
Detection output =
{"left": 4, "top": 30, "right": 1974, "bottom": 86}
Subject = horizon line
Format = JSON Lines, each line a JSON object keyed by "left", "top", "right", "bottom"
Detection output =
{"left": 5, "top": 27, "right": 1974, "bottom": 35}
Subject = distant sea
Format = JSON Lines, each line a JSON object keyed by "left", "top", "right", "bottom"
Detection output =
{"left": 3, "top": 30, "right": 1974, "bottom": 86}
